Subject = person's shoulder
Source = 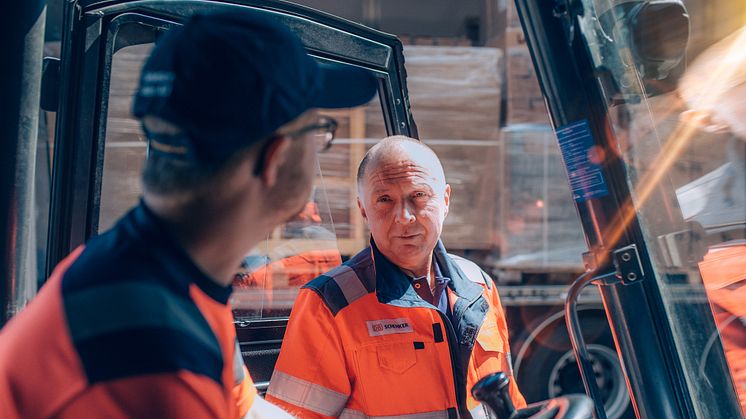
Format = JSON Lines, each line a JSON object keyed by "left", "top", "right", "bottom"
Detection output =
{"left": 62, "top": 276, "right": 225, "bottom": 386}
{"left": 302, "top": 247, "right": 375, "bottom": 316}
{"left": 448, "top": 253, "right": 492, "bottom": 290}
{"left": 61, "top": 223, "right": 164, "bottom": 293}
{"left": 59, "top": 230, "right": 224, "bottom": 387}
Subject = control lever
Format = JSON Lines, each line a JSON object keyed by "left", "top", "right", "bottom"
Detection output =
{"left": 472, "top": 372, "right": 594, "bottom": 419}
{"left": 471, "top": 372, "right": 515, "bottom": 419}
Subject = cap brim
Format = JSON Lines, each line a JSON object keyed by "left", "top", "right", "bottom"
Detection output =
{"left": 312, "top": 62, "right": 379, "bottom": 109}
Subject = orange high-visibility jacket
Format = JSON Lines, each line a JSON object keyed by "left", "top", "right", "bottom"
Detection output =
{"left": 699, "top": 243, "right": 746, "bottom": 413}
{"left": 0, "top": 203, "right": 255, "bottom": 418}
{"left": 266, "top": 240, "right": 525, "bottom": 418}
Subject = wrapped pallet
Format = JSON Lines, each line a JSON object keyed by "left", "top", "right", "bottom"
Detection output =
{"left": 366, "top": 45, "right": 504, "bottom": 249}
{"left": 498, "top": 124, "right": 587, "bottom": 271}
{"left": 505, "top": 27, "right": 550, "bottom": 124}
{"left": 429, "top": 140, "right": 502, "bottom": 250}
{"left": 406, "top": 45, "right": 502, "bottom": 141}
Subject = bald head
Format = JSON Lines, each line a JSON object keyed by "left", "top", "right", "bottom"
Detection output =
{"left": 356, "top": 136, "right": 446, "bottom": 194}
{"left": 355, "top": 136, "right": 451, "bottom": 275}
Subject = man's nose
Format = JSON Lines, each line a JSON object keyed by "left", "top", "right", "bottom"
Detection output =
{"left": 394, "top": 202, "right": 416, "bottom": 224}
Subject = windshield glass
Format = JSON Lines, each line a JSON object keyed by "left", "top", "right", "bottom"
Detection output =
{"left": 577, "top": 0, "right": 746, "bottom": 416}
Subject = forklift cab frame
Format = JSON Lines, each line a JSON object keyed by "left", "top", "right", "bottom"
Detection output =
{"left": 1, "top": 1, "right": 743, "bottom": 418}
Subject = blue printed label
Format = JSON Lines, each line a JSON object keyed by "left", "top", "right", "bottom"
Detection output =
{"left": 555, "top": 120, "right": 609, "bottom": 202}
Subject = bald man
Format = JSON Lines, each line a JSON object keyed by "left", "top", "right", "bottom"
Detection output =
{"left": 267, "top": 136, "right": 525, "bottom": 418}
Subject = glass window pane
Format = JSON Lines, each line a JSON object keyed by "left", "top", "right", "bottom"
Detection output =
{"left": 577, "top": 0, "right": 746, "bottom": 415}
{"left": 99, "top": 43, "right": 152, "bottom": 231}
{"left": 392, "top": 32, "right": 607, "bottom": 410}
{"left": 231, "top": 93, "right": 386, "bottom": 320}
{"left": 400, "top": 39, "right": 585, "bottom": 281}
{"left": 98, "top": 30, "right": 389, "bottom": 321}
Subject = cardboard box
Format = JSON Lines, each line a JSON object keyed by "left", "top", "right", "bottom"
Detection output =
{"left": 399, "top": 35, "right": 471, "bottom": 47}
{"left": 393, "top": 45, "right": 503, "bottom": 140}
{"left": 364, "top": 45, "right": 505, "bottom": 249}
{"left": 505, "top": 28, "right": 550, "bottom": 124}
{"left": 498, "top": 125, "right": 587, "bottom": 269}
{"left": 507, "top": 0, "right": 522, "bottom": 29}
{"left": 428, "top": 140, "right": 502, "bottom": 250}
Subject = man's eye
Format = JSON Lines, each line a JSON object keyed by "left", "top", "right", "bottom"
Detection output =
{"left": 413, "top": 192, "right": 428, "bottom": 199}
{"left": 377, "top": 196, "right": 392, "bottom": 203}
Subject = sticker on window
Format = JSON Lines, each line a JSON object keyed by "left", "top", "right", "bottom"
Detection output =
{"left": 556, "top": 119, "right": 610, "bottom": 202}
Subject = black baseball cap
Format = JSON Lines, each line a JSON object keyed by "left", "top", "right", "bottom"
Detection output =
{"left": 133, "top": 11, "right": 378, "bottom": 162}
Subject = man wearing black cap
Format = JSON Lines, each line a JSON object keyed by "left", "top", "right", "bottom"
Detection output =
{"left": 0, "top": 11, "right": 376, "bottom": 419}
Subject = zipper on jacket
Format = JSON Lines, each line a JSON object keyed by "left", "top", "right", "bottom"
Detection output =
{"left": 437, "top": 309, "right": 468, "bottom": 417}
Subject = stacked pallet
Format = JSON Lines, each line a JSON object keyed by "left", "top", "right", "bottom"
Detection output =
{"left": 498, "top": 125, "right": 586, "bottom": 270}
{"left": 366, "top": 45, "right": 504, "bottom": 249}
{"left": 505, "top": 3, "right": 550, "bottom": 124}
{"left": 404, "top": 45, "right": 503, "bottom": 141}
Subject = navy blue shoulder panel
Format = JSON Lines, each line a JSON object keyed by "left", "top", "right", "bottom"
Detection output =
{"left": 60, "top": 210, "right": 224, "bottom": 385}
{"left": 75, "top": 327, "right": 223, "bottom": 385}
{"left": 347, "top": 248, "right": 376, "bottom": 290}
{"left": 62, "top": 276, "right": 224, "bottom": 385}
{"left": 302, "top": 247, "right": 375, "bottom": 316}
{"left": 304, "top": 274, "right": 347, "bottom": 316}
{"left": 62, "top": 204, "right": 231, "bottom": 303}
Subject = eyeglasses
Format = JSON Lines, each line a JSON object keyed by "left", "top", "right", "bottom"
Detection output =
{"left": 252, "top": 116, "right": 339, "bottom": 176}
{"left": 286, "top": 116, "right": 338, "bottom": 153}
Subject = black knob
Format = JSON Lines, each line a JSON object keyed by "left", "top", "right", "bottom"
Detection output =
{"left": 471, "top": 372, "right": 515, "bottom": 419}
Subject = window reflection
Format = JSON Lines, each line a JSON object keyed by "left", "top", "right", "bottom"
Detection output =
{"left": 98, "top": 37, "right": 386, "bottom": 321}
{"left": 677, "top": 25, "right": 746, "bottom": 413}
{"left": 232, "top": 196, "right": 342, "bottom": 318}
{"left": 595, "top": 14, "right": 746, "bottom": 414}
{"left": 100, "top": 43, "right": 152, "bottom": 231}
{"left": 231, "top": 97, "right": 385, "bottom": 320}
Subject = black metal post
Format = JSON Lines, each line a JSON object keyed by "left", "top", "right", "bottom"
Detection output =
{"left": 0, "top": 1, "right": 47, "bottom": 326}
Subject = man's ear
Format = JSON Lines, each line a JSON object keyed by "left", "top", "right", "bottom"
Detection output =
{"left": 259, "top": 136, "right": 292, "bottom": 187}
{"left": 443, "top": 184, "right": 451, "bottom": 217}
{"left": 357, "top": 197, "right": 368, "bottom": 224}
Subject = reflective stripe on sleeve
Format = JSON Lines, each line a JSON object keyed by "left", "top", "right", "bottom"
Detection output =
{"left": 331, "top": 265, "right": 369, "bottom": 304}
{"left": 469, "top": 404, "right": 490, "bottom": 419}
{"left": 266, "top": 370, "right": 349, "bottom": 416}
{"left": 339, "top": 408, "right": 452, "bottom": 418}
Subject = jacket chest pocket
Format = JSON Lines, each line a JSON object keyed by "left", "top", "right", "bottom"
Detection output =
{"left": 377, "top": 342, "right": 417, "bottom": 373}
{"left": 353, "top": 340, "right": 455, "bottom": 414}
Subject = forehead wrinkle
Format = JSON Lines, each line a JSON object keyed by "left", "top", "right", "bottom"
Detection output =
{"left": 358, "top": 136, "right": 447, "bottom": 197}
{"left": 366, "top": 160, "right": 441, "bottom": 197}
{"left": 375, "top": 161, "right": 428, "bottom": 181}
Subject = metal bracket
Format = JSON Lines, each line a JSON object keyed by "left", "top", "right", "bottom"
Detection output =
{"left": 613, "top": 244, "right": 644, "bottom": 285}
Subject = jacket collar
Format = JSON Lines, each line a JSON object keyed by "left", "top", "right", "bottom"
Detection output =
{"left": 432, "top": 240, "right": 484, "bottom": 303}
{"left": 124, "top": 200, "right": 234, "bottom": 304}
{"left": 370, "top": 238, "right": 483, "bottom": 307}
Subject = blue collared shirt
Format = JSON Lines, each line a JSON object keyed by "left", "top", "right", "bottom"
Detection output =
{"left": 409, "top": 258, "right": 452, "bottom": 317}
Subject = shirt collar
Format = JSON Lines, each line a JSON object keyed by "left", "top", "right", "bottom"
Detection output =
{"left": 370, "top": 238, "right": 480, "bottom": 305}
